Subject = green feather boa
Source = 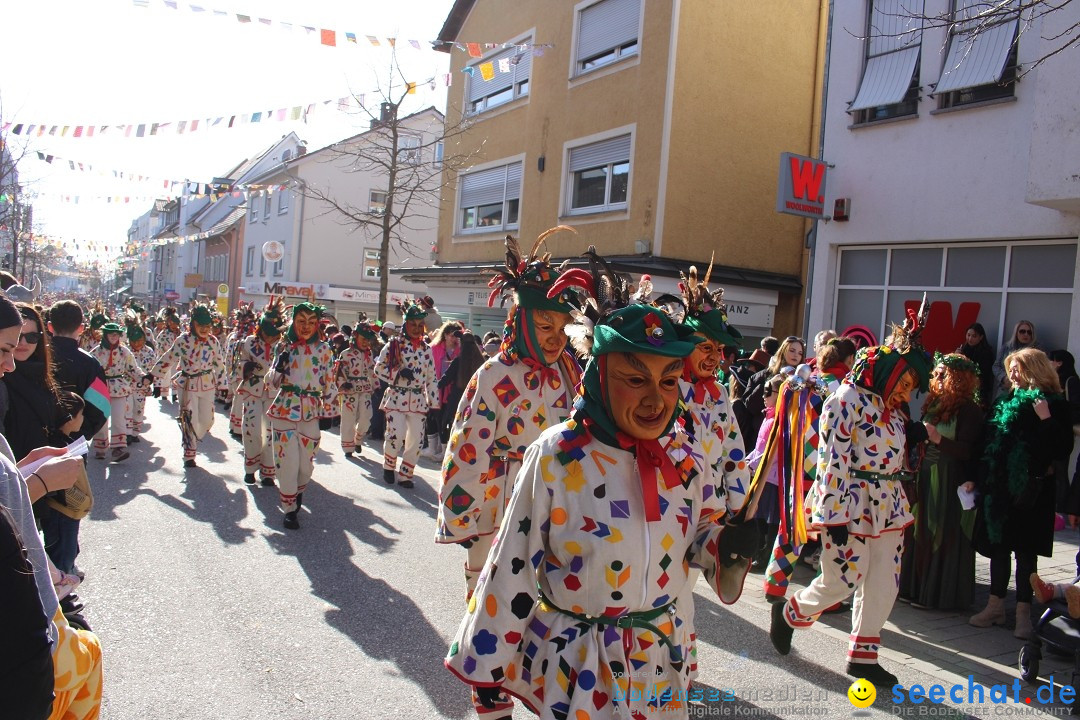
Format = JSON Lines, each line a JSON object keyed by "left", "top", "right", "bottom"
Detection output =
{"left": 982, "top": 388, "right": 1045, "bottom": 544}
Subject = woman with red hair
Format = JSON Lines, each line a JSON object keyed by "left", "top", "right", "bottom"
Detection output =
{"left": 899, "top": 354, "right": 984, "bottom": 610}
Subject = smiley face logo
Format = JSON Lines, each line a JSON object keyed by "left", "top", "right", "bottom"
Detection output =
{"left": 848, "top": 679, "right": 876, "bottom": 708}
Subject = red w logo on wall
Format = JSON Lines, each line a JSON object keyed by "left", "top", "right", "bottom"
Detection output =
{"left": 902, "top": 300, "right": 981, "bottom": 355}
{"left": 776, "top": 152, "right": 827, "bottom": 219}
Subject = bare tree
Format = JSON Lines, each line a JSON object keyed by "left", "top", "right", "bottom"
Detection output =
{"left": 0, "top": 98, "right": 38, "bottom": 280}
{"left": 291, "top": 55, "right": 480, "bottom": 321}
{"left": 856, "top": 1, "right": 1078, "bottom": 79}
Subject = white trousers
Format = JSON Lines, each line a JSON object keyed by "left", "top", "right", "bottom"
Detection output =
{"left": 180, "top": 388, "right": 215, "bottom": 460}
{"left": 339, "top": 392, "right": 372, "bottom": 452}
{"left": 273, "top": 418, "right": 320, "bottom": 513}
{"left": 383, "top": 411, "right": 424, "bottom": 480}
{"left": 782, "top": 532, "right": 905, "bottom": 665}
{"left": 94, "top": 396, "right": 130, "bottom": 454}
{"left": 242, "top": 395, "right": 275, "bottom": 477}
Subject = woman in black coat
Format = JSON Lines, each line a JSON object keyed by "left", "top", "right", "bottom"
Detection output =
{"left": 2, "top": 304, "right": 66, "bottom": 458}
{"left": 957, "top": 322, "right": 995, "bottom": 412}
{"left": 969, "top": 348, "right": 1073, "bottom": 639}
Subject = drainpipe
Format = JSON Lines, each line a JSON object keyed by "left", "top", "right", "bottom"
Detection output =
{"left": 293, "top": 186, "right": 305, "bottom": 284}
{"left": 803, "top": 0, "right": 833, "bottom": 339}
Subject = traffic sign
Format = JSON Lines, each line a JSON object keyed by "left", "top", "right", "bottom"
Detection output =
{"left": 164, "top": 290, "right": 181, "bottom": 301}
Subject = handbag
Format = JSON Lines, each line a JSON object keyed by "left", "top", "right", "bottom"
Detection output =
{"left": 45, "top": 463, "right": 93, "bottom": 520}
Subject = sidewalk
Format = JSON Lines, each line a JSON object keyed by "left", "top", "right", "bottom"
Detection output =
{"left": 744, "top": 527, "right": 1080, "bottom": 692}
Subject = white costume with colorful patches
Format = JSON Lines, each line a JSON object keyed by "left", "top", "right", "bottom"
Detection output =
{"left": 225, "top": 330, "right": 247, "bottom": 434}
{"left": 90, "top": 343, "right": 145, "bottom": 455}
{"left": 129, "top": 344, "right": 158, "bottom": 434}
{"left": 236, "top": 334, "right": 279, "bottom": 479}
{"left": 266, "top": 340, "right": 335, "bottom": 512}
{"left": 373, "top": 337, "right": 436, "bottom": 482}
{"left": 333, "top": 346, "right": 376, "bottom": 453}
{"left": 153, "top": 333, "right": 226, "bottom": 461}
{"left": 780, "top": 382, "right": 912, "bottom": 666}
{"left": 446, "top": 418, "right": 743, "bottom": 720}
{"left": 154, "top": 327, "right": 180, "bottom": 395}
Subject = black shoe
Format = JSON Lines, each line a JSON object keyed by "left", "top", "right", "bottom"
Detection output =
{"left": 398, "top": 478, "right": 414, "bottom": 489}
{"left": 184, "top": 459, "right": 196, "bottom": 468}
{"left": 343, "top": 450, "right": 353, "bottom": 458}
{"left": 383, "top": 468, "right": 396, "bottom": 484}
{"left": 127, "top": 435, "right": 141, "bottom": 444}
{"left": 846, "top": 662, "right": 898, "bottom": 688}
{"left": 261, "top": 476, "right": 275, "bottom": 487}
{"left": 230, "top": 432, "right": 242, "bottom": 440}
{"left": 296, "top": 493, "right": 303, "bottom": 510}
{"left": 244, "top": 473, "right": 256, "bottom": 485}
{"left": 283, "top": 511, "right": 299, "bottom": 530}
{"left": 770, "top": 601, "right": 794, "bottom": 655}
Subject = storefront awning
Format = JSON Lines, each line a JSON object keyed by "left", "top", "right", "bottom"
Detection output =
{"left": 113, "top": 285, "right": 132, "bottom": 296}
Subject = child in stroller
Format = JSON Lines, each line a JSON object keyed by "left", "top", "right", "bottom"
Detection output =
{"left": 1020, "top": 573, "right": 1080, "bottom": 714}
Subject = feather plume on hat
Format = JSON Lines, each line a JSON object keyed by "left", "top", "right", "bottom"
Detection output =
{"left": 485, "top": 225, "right": 577, "bottom": 309}
{"left": 545, "top": 245, "right": 633, "bottom": 357}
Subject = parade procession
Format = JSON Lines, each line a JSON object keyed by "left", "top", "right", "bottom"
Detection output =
{"left": 4, "top": 0, "right": 1080, "bottom": 719}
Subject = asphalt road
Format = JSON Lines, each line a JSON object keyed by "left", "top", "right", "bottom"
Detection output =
{"left": 74, "top": 397, "right": 1056, "bottom": 720}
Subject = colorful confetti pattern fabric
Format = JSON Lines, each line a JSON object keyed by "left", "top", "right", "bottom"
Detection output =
{"left": 807, "top": 383, "right": 913, "bottom": 536}
{"left": 267, "top": 340, "right": 336, "bottom": 422}
{"left": 152, "top": 333, "right": 226, "bottom": 393}
{"left": 92, "top": 343, "right": 145, "bottom": 398}
{"left": 437, "top": 353, "right": 577, "bottom": 544}
{"left": 446, "top": 419, "right": 737, "bottom": 719}
{"left": 374, "top": 338, "right": 436, "bottom": 414}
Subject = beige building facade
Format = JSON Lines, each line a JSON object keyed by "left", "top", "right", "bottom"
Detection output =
{"left": 407, "top": 0, "right": 827, "bottom": 341}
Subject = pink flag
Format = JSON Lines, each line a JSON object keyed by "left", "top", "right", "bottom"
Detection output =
{"left": 320, "top": 29, "right": 336, "bottom": 46}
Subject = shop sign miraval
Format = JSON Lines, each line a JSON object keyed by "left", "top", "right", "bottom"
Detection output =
{"left": 263, "top": 281, "right": 327, "bottom": 299}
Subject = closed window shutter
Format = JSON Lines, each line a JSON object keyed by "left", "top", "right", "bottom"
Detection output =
{"left": 460, "top": 165, "right": 508, "bottom": 207}
{"left": 569, "top": 135, "right": 631, "bottom": 172}
{"left": 505, "top": 162, "right": 523, "bottom": 200}
{"left": 577, "top": 0, "right": 640, "bottom": 62}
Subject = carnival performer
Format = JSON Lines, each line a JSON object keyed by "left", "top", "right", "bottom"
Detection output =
{"left": 152, "top": 304, "right": 226, "bottom": 468}
{"left": 264, "top": 302, "right": 336, "bottom": 529}
{"left": 374, "top": 301, "right": 437, "bottom": 489}
{"left": 90, "top": 321, "right": 149, "bottom": 462}
{"left": 154, "top": 307, "right": 182, "bottom": 402}
{"left": 236, "top": 298, "right": 285, "bottom": 486}
{"left": 436, "top": 229, "right": 581, "bottom": 719}
{"left": 225, "top": 303, "right": 257, "bottom": 437}
{"left": 769, "top": 309, "right": 932, "bottom": 688}
{"left": 80, "top": 309, "right": 107, "bottom": 352}
{"left": 969, "top": 348, "right": 1072, "bottom": 639}
{"left": 125, "top": 318, "right": 158, "bottom": 444}
{"left": 446, "top": 249, "right": 763, "bottom": 720}
{"left": 334, "top": 321, "right": 378, "bottom": 458}
{"left": 898, "top": 353, "right": 984, "bottom": 611}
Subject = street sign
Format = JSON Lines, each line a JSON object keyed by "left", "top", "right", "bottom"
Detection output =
{"left": 164, "top": 290, "right": 181, "bottom": 301}
{"left": 776, "top": 151, "right": 829, "bottom": 219}
{"left": 155, "top": 274, "right": 163, "bottom": 282}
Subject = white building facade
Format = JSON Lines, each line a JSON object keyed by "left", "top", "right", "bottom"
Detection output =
{"left": 238, "top": 108, "right": 440, "bottom": 327}
{"left": 808, "top": 0, "right": 1080, "bottom": 355}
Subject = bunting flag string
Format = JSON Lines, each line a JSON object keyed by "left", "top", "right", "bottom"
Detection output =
{"left": 128, "top": 0, "right": 553, "bottom": 57}
{"left": 30, "top": 151, "right": 291, "bottom": 199}
{"left": 1, "top": 92, "right": 374, "bottom": 142}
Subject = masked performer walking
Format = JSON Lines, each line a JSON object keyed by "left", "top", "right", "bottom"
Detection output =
{"left": 334, "top": 321, "right": 378, "bottom": 458}
{"left": 91, "top": 321, "right": 149, "bottom": 461}
{"left": 236, "top": 298, "right": 285, "bottom": 486}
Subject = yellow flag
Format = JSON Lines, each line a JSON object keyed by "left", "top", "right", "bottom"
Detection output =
{"left": 479, "top": 62, "right": 494, "bottom": 81}
{"left": 406, "top": 82, "right": 417, "bottom": 95}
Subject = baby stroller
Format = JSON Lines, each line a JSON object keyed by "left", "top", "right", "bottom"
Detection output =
{"left": 1018, "top": 591, "right": 1080, "bottom": 715}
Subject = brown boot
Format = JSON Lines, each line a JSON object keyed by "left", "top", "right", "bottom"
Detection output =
{"left": 969, "top": 594, "right": 1006, "bottom": 627}
{"left": 1014, "top": 602, "right": 1033, "bottom": 639}
{"left": 1066, "top": 585, "right": 1080, "bottom": 619}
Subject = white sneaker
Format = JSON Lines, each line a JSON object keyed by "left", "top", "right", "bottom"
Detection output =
{"left": 802, "top": 548, "right": 822, "bottom": 571}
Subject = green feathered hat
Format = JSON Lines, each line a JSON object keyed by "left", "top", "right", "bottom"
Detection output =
{"left": 486, "top": 226, "right": 579, "bottom": 314}
{"left": 673, "top": 257, "right": 743, "bottom": 348}
{"left": 398, "top": 300, "right": 427, "bottom": 321}
{"left": 89, "top": 313, "right": 109, "bottom": 330}
{"left": 848, "top": 299, "right": 934, "bottom": 396}
{"left": 100, "top": 322, "right": 124, "bottom": 334}
{"left": 190, "top": 305, "right": 214, "bottom": 326}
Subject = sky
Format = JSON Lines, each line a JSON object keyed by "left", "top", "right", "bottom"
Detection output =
{"left": 0, "top": 0, "right": 457, "bottom": 262}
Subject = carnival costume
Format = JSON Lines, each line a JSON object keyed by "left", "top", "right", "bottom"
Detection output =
{"left": 152, "top": 305, "right": 226, "bottom": 467}
{"left": 436, "top": 229, "right": 582, "bottom": 718}
{"left": 90, "top": 322, "right": 147, "bottom": 460}
{"left": 333, "top": 322, "right": 378, "bottom": 457}
{"left": 81, "top": 311, "right": 107, "bottom": 353}
{"left": 769, "top": 307, "right": 932, "bottom": 688}
{"left": 446, "top": 248, "right": 763, "bottom": 720}
{"left": 237, "top": 299, "right": 285, "bottom": 485}
{"left": 374, "top": 301, "right": 437, "bottom": 489}
{"left": 154, "top": 307, "right": 182, "bottom": 401}
{"left": 125, "top": 319, "right": 157, "bottom": 441}
{"left": 226, "top": 303, "right": 257, "bottom": 436}
{"left": 264, "top": 302, "right": 336, "bottom": 528}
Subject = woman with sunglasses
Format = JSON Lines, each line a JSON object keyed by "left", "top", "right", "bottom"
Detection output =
{"left": 3, "top": 304, "right": 68, "bottom": 462}
{"left": 992, "top": 320, "right": 1041, "bottom": 402}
